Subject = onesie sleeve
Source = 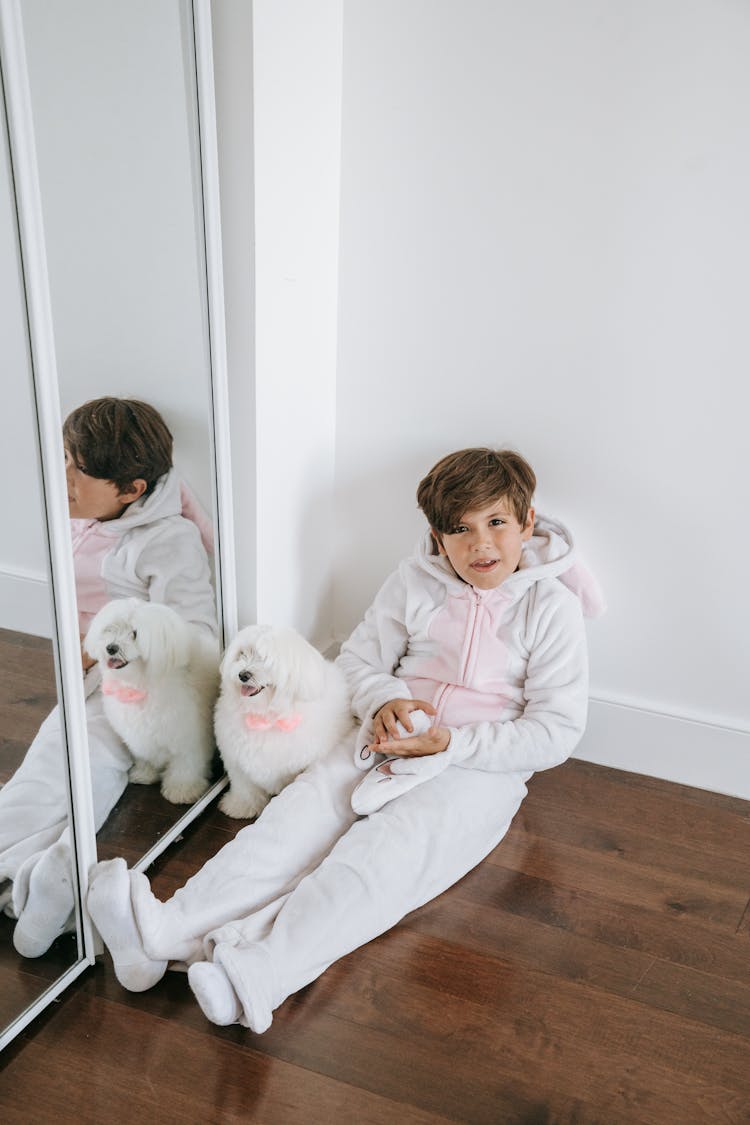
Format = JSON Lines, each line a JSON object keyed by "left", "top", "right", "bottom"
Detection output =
{"left": 336, "top": 565, "right": 414, "bottom": 729}
{"left": 135, "top": 518, "right": 217, "bottom": 636}
{"left": 443, "top": 587, "right": 589, "bottom": 774}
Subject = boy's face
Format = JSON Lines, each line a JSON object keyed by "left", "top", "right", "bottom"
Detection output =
{"left": 65, "top": 449, "right": 146, "bottom": 521}
{"left": 434, "top": 497, "right": 535, "bottom": 590}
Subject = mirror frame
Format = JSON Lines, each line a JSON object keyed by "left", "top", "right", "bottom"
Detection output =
{"left": 0, "top": 0, "right": 235, "bottom": 1050}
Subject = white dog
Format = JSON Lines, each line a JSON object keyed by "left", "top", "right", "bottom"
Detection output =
{"left": 85, "top": 598, "right": 220, "bottom": 805}
{"left": 214, "top": 624, "right": 353, "bottom": 819}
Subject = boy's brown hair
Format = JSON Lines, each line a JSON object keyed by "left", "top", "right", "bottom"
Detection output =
{"left": 417, "top": 447, "right": 536, "bottom": 536}
{"left": 63, "top": 397, "right": 173, "bottom": 496}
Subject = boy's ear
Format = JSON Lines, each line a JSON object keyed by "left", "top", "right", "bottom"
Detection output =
{"left": 430, "top": 528, "right": 446, "bottom": 556}
{"left": 522, "top": 507, "right": 536, "bottom": 540}
{"left": 118, "top": 479, "right": 147, "bottom": 505}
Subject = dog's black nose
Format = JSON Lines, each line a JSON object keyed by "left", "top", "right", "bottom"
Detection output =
{"left": 238, "top": 670, "right": 251, "bottom": 683}
{"left": 106, "top": 643, "right": 119, "bottom": 656}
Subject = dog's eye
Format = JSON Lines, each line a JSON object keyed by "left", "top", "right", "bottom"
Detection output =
{"left": 131, "top": 630, "right": 137, "bottom": 640}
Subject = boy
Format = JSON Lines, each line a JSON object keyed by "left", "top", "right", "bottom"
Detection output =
{"left": 87, "top": 447, "right": 603, "bottom": 1032}
{"left": 0, "top": 397, "right": 216, "bottom": 956}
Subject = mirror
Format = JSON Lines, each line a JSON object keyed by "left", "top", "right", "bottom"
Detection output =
{"left": 20, "top": 0, "right": 227, "bottom": 864}
{"left": 0, "top": 0, "right": 234, "bottom": 1049}
{"left": 0, "top": 43, "right": 86, "bottom": 1041}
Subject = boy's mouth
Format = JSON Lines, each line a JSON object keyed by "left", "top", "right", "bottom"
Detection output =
{"left": 470, "top": 559, "right": 499, "bottom": 572}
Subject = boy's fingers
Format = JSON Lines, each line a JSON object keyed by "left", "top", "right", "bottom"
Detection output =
{"left": 400, "top": 710, "right": 414, "bottom": 733}
{"left": 384, "top": 714, "right": 400, "bottom": 738}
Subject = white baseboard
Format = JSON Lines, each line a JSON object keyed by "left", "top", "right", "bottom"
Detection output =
{"left": 0, "top": 566, "right": 52, "bottom": 638}
{"left": 576, "top": 697, "right": 750, "bottom": 801}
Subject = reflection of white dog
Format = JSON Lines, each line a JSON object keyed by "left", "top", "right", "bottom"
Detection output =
{"left": 214, "top": 624, "right": 353, "bottom": 819}
{"left": 85, "top": 598, "right": 220, "bottom": 805}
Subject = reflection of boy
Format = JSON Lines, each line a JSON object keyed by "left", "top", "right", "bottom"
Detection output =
{"left": 0, "top": 397, "right": 216, "bottom": 957}
{"left": 87, "top": 447, "right": 603, "bottom": 1035}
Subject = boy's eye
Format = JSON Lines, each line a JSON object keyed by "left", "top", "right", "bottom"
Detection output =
{"left": 489, "top": 518, "right": 505, "bottom": 527}
{"left": 447, "top": 525, "right": 468, "bottom": 536}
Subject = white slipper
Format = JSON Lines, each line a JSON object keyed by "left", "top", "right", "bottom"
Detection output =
{"left": 351, "top": 709, "right": 447, "bottom": 814}
{"left": 351, "top": 758, "right": 413, "bottom": 814}
{"left": 351, "top": 753, "right": 453, "bottom": 814}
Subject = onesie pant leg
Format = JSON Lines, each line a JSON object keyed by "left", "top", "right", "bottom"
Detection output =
{"left": 3, "top": 691, "right": 132, "bottom": 953}
{"left": 133, "top": 740, "right": 362, "bottom": 965}
{"left": 206, "top": 766, "right": 528, "bottom": 1032}
{"left": 0, "top": 705, "right": 76, "bottom": 900}
{"left": 0, "top": 692, "right": 131, "bottom": 905}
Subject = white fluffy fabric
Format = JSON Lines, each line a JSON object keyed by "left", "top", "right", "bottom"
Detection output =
{"left": 214, "top": 625, "right": 354, "bottom": 819}
{"left": 87, "top": 858, "right": 168, "bottom": 991}
{"left": 188, "top": 961, "right": 242, "bottom": 1025}
{"left": 12, "top": 841, "right": 74, "bottom": 957}
{"left": 85, "top": 598, "right": 220, "bottom": 805}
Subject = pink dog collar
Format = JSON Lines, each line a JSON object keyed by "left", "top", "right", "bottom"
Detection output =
{"left": 102, "top": 679, "right": 148, "bottom": 704}
{"left": 244, "top": 712, "right": 302, "bottom": 732}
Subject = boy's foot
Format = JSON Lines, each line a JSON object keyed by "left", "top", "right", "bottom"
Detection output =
{"left": 212, "top": 943, "right": 275, "bottom": 1034}
{"left": 87, "top": 858, "right": 167, "bottom": 991}
{"left": 188, "top": 961, "right": 243, "bottom": 1026}
{"left": 13, "top": 842, "right": 75, "bottom": 957}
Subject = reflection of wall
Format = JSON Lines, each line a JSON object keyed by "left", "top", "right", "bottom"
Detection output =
{"left": 329, "top": 1, "right": 749, "bottom": 795}
{"left": 1, "top": 0, "right": 216, "bottom": 637}
{"left": 22, "top": 0, "right": 213, "bottom": 511}
{"left": 0, "top": 82, "right": 51, "bottom": 637}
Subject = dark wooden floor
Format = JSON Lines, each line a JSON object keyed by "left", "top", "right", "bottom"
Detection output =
{"left": 2, "top": 631, "right": 750, "bottom": 1122}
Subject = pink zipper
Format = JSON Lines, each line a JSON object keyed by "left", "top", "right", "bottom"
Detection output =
{"left": 434, "top": 589, "right": 483, "bottom": 727}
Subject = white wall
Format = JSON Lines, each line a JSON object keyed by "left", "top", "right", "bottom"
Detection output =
{"left": 243, "top": 0, "right": 343, "bottom": 647}
{"left": 332, "top": 0, "right": 750, "bottom": 795}
{"left": 0, "top": 82, "right": 51, "bottom": 636}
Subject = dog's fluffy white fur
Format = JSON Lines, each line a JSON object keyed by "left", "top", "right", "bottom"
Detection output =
{"left": 85, "top": 598, "right": 220, "bottom": 805}
{"left": 214, "top": 624, "right": 354, "bottom": 819}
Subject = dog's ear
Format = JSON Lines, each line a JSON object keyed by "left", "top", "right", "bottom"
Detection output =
{"left": 83, "top": 597, "right": 128, "bottom": 659}
{"left": 219, "top": 638, "right": 241, "bottom": 679}
{"left": 135, "top": 602, "right": 190, "bottom": 672}
{"left": 272, "top": 630, "right": 326, "bottom": 702}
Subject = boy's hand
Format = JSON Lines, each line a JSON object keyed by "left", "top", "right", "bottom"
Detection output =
{"left": 373, "top": 726, "right": 451, "bottom": 758}
{"left": 372, "top": 698, "right": 436, "bottom": 741}
{"left": 369, "top": 698, "right": 448, "bottom": 757}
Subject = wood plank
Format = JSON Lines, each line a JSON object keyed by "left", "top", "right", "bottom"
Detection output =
{"left": 514, "top": 791, "right": 750, "bottom": 891}
{"left": 485, "top": 823, "right": 749, "bottom": 931}
{"left": 528, "top": 760, "right": 750, "bottom": 863}
{"left": 1, "top": 986, "right": 457, "bottom": 1125}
